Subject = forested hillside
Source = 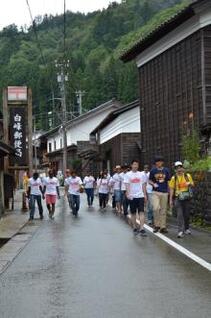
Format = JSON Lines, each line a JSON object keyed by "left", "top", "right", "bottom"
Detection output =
{"left": 0, "top": 0, "right": 190, "bottom": 129}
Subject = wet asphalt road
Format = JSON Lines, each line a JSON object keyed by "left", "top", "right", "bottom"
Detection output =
{"left": 0, "top": 195, "right": 211, "bottom": 318}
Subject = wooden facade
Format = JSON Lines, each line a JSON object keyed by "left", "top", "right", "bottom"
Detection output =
{"left": 121, "top": 0, "right": 211, "bottom": 166}
{"left": 139, "top": 28, "right": 203, "bottom": 165}
{"left": 100, "top": 133, "right": 141, "bottom": 170}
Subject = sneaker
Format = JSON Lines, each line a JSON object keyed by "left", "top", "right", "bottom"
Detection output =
{"left": 153, "top": 227, "right": 160, "bottom": 233}
{"left": 177, "top": 231, "right": 184, "bottom": 238}
{"left": 139, "top": 229, "right": 147, "bottom": 237}
{"left": 185, "top": 229, "right": 191, "bottom": 235}
{"left": 40, "top": 214, "right": 44, "bottom": 220}
{"left": 160, "top": 228, "right": 168, "bottom": 234}
{"left": 133, "top": 229, "right": 139, "bottom": 236}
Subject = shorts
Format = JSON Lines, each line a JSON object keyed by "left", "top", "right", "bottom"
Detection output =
{"left": 129, "top": 198, "right": 145, "bottom": 214}
{"left": 46, "top": 194, "right": 57, "bottom": 205}
{"left": 114, "top": 190, "right": 122, "bottom": 203}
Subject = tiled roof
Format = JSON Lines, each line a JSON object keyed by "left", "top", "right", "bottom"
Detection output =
{"left": 90, "top": 100, "right": 140, "bottom": 135}
{"left": 121, "top": 0, "right": 204, "bottom": 62}
{"left": 40, "top": 99, "right": 122, "bottom": 138}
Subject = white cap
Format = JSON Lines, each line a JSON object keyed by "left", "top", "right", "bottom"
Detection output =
{"left": 175, "top": 161, "right": 183, "bottom": 167}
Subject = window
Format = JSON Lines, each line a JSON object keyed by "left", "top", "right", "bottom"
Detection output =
{"left": 54, "top": 140, "right": 57, "bottom": 151}
{"left": 48, "top": 142, "right": 52, "bottom": 153}
{"left": 60, "top": 138, "right": 63, "bottom": 149}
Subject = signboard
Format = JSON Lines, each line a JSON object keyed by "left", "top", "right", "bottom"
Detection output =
{"left": 9, "top": 107, "right": 27, "bottom": 166}
{"left": 8, "top": 86, "right": 27, "bottom": 101}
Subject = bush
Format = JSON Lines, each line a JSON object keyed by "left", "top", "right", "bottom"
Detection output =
{"left": 190, "top": 157, "right": 211, "bottom": 172}
{"left": 182, "top": 129, "right": 200, "bottom": 164}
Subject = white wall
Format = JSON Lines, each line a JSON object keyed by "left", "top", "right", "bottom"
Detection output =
{"left": 66, "top": 111, "right": 111, "bottom": 145}
{"left": 136, "top": 5, "right": 211, "bottom": 68}
{"left": 47, "top": 107, "right": 117, "bottom": 153}
{"left": 99, "top": 106, "right": 140, "bottom": 145}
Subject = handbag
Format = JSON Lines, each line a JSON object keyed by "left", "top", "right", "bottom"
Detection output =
{"left": 79, "top": 186, "right": 84, "bottom": 193}
{"left": 175, "top": 174, "right": 193, "bottom": 201}
{"left": 178, "top": 190, "right": 193, "bottom": 201}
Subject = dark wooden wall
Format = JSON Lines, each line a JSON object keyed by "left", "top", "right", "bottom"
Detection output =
{"left": 139, "top": 28, "right": 207, "bottom": 166}
{"left": 204, "top": 26, "right": 211, "bottom": 122}
{"left": 100, "top": 133, "right": 141, "bottom": 169}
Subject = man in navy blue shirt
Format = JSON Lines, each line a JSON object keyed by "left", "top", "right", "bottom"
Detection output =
{"left": 149, "top": 156, "right": 170, "bottom": 233}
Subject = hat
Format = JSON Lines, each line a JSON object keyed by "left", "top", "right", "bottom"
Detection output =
{"left": 175, "top": 161, "right": 183, "bottom": 167}
{"left": 154, "top": 155, "right": 164, "bottom": 163}
{"left": 121, "top": 163, "right": 129, "bottom": 169}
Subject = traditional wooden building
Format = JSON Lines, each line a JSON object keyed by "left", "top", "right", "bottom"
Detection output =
{"left": 39, "top": 99, "right": 122, "bottom": 173}
{"left": 121, "top": 0, "right": 211, "bottom": 165}
{"left": 89, "top": 100, "right": 141, "bottom": 174}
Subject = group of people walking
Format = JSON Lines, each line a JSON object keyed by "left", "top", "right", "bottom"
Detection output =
{"left": 26, "top": 155, "right": 194, "bottom": 238}
{"left": 27, "top": 169, "right": 60, "bottom": 220}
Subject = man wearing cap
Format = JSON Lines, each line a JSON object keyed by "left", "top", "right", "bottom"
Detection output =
{"left": 169, "top": 162, "right": 194, "bottom": 238}
{"left": 149, "top": 156, "right": 170, "bottom": 233}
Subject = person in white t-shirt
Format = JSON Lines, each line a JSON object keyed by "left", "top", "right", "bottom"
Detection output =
{"left": 43, "top": 170, "right": 60, "bottom": 219}
{"left": 65, "top": 170, "right": 83, "bottom": 216}
{"left": 110, "top": 165, "right": 122, "bottom": 214}
{"left": 124, "top": 160, "right": 147, "bottom": 237}
{"left": 97, "top": 173, "right": 110, "bottom": 210}
{"left": 83, "top": 173, "right": 95, "bottom": 207}
{"left": 27, "top": 172, "right": 44, "bottom": 220}
{"left": 142, "top": 164, "right": 154, "bottom": 225}
{"left": 64, "top": 169, "right": 71, "bottom": 209}
{"left": 120, "top": 164, "right": 130, "bottom": 216}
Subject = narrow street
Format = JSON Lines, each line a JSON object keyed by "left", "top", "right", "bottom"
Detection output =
{"left": 0, "top": 195, "right": 211, "bottom": 318}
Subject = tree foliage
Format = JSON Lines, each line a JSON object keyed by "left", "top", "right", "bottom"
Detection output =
{"left": 182, "top": 129, "right": 200, "bottom": 164}
{"left": 0, "top": 0, "right": 189, "bottom": 130}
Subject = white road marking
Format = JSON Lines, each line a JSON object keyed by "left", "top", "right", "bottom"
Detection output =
{"left": 128, "top": 215, "right": 211, "bottom": 272}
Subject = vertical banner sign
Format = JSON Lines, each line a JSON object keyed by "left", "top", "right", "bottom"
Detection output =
{"left": 9, "top": 107, "right": 27, "bottom": 166}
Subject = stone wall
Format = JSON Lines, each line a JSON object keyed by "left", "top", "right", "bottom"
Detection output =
{"left": 190, "top": 171, "right": 211, "bottom": 224}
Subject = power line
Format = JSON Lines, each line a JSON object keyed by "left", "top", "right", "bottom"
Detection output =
{"left": 25, "top": 0, "right": 47, "bottom": 68}
{"left": 25, "top": 0, "right": 56, "bottom": 117}
{"left": 63, "top": 0, "right": 66, "bottom": 57}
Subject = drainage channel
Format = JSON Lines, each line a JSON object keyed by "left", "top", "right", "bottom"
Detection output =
{"left": 0, "top": 238, "right": 10, "bottom": 249}
{"left": 0, "top": 231, "right": 29, "bottom": 249}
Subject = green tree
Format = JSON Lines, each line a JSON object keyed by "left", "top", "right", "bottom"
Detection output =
{"left": 182, "top": 129, "right": 200, "bottom": 164}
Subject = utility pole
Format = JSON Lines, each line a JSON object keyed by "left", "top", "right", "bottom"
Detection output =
{"left": 52, "top": 91, "right": 55, "bottom": 127}
{"left": 33, "top": 117, "right": 37, "bottom": 171}
{"left": 32, "top": 116, "right": 40, "bottom": 171}
{"left": 75, "top": 90, "right": 85, "bottom": 116}
{"left": 55, "top": 59, "right": 69, "bottom": 175}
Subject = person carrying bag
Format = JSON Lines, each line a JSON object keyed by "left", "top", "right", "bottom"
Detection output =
{"left": 169, "top": 161, "right": 194, "bottom": 238}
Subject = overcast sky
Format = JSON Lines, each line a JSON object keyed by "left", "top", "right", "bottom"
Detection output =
{"left": 0, "top": 0, "right": 121, "bottom": 30}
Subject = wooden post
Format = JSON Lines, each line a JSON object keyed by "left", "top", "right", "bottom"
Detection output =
{"left": 3, "top": 88, "right": 9, "bottom": 172}
{"left": 28, "top": 88, "right": 33, "bottom": 176}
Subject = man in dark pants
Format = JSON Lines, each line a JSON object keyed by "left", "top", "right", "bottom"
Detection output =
{"left": 64, "top": 169, "right": 71, "bottom": 209}
{"left": 120, "top": 164, "right": 130, "bottom": 216}
{"left": 28, "top": 172, "right": 44, "bottom": 220}
{"left": 125, "top": 160, "right": 148, "bottom": 237}
{"left": 65, "top": 170, "right": 83, "bottom": 216}
{"left": 83, "top": 173, "right": 95, "bottom": 207}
